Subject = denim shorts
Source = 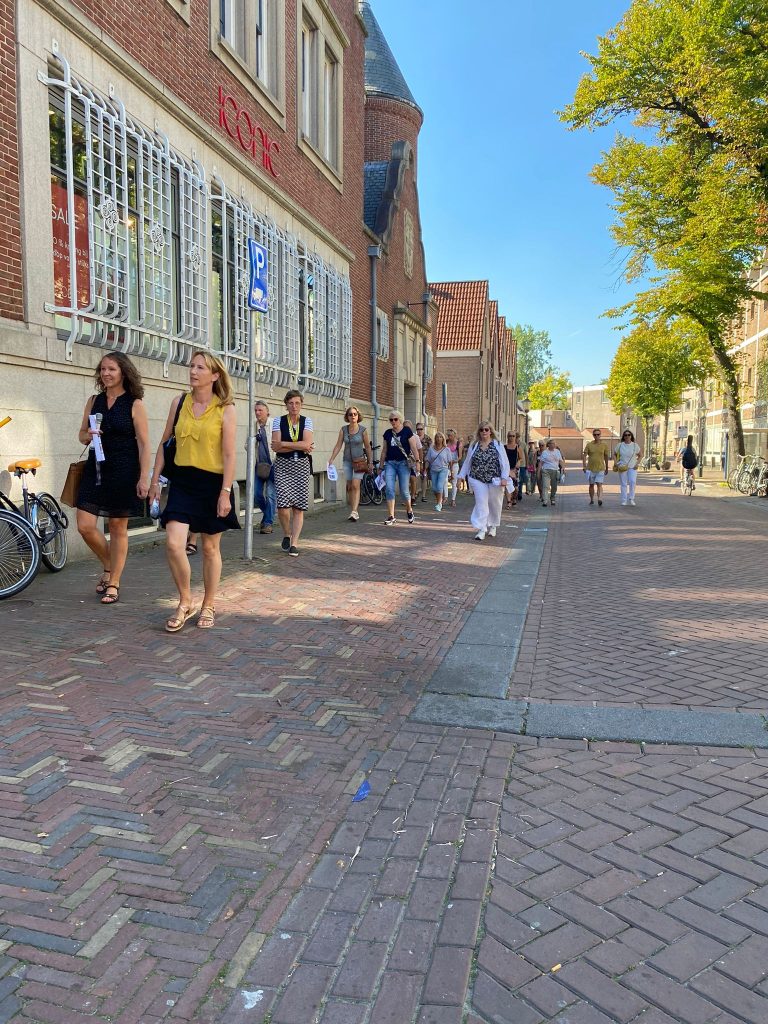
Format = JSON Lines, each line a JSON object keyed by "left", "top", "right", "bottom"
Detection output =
{"left": 384, "top": 460, "right": 411, "bottom": 501}
{"left": 343, "top": 461, "right": 365, "bottom": 481}
{"left": 430, "top": 467, "right": 448, "bottom": 494}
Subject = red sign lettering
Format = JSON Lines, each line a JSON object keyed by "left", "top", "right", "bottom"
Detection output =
{"left": 51, "top": 181, "right": 90, "bottom": 309}
{"left": 218, "top": 86, "right": 280, "bottom": 179}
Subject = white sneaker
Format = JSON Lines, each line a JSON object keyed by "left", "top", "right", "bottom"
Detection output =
{"left": 475, "top": 530, "right": 486, "bottom": 541}
{"left": 488, "top": 526, "right": 497, "bottom": 537}
{"left": 621, "top": 500, "right": 627, "bottom": 506}
{"left": 434, "top": 503, "right": 442, "bottom": 511}
{"left": 348, "top": 510, "right": 359, "bottom": 521}
{"left": 629, "top": 499, "right": 636, "bottom": 506}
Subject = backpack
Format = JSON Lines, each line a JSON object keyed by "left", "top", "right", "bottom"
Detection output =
{"left": 681, "top": 447, "right": 698, "bottom": 469}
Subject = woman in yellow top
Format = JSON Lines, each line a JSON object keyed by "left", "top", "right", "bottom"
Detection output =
{"left": 149, "top": 351, "right": 238, "bottom": 632}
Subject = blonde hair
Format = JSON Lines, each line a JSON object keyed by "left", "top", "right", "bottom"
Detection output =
{"left": 475, "top": 420, "right": 498, "bottom": 441}
{"left": 191, "top": 350, "right": 234, "bottom": 406}
{"left": 432, "top": 431, "right": 446, "bottom": 449}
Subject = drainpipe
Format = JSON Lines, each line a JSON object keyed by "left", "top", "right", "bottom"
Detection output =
{"left": 368, "top": 245, "right": 382, "bottom": 449}
{"left": 420, "top": 291, "right": 431, "bottom": 424}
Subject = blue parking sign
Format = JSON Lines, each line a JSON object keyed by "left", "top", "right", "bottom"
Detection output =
{"left": 248, "top": 238, "right": 269, "bottom": 312}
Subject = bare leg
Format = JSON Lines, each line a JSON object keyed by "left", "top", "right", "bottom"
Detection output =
{"left": 200, "top": 532, "right": 223, "bottom": 608}
{"left": 106, "top": 517, "right": 129, "bottom": 588}
{"left": 290, "top": 509, "right": 304, "bottom": 545}
{"left": 277, "top": 507, "right": 291, "bottom": 540}
{"left": 77, "top": 509, "right": 110, "bottom": 570}
{"left": 165, "top": 520, "right": 193, "bottom": 607}
{"left": 349, "top": 480, "right": 361, "bottom": 514}
{"left": 588, "top": 482, "right": 595, "bottom": 502}
{"left": 386, "top": 498, "right": 396, "bottom": 518}
{"left": 345, "top": 481, "right": 353, "bottom": 509}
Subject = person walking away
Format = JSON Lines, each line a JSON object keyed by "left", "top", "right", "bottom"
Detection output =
{"left": 403, "top": 420, "right": 422, "bottom": 504}
{"left": 76, "top": 353, "right": 150, "bottom": 605}
{"left": 513, "top": 434, "right": 527, "bottom": 501}
{"left": 678, "top": 434, "right": 699, "bottom": 492}
{"left": 254, "top": 400, "right": 276, "bottom": 534}
{"left": 540, "top": 439, "right": 565, "bottom": 507}
{"left": 504, "top": 431, "right": 521, "bottom": 509}
{"left": 381, "top": 412, "right": 420, "bottom": 525}
{"left": 328, "top": 406, "right": 372, "bottom": 522}
{"left": 535, "top": 440, "right": 546, "bottom": 502}
{"left": 150, "top": 351, "right": 238, "bottom": 632}
{"left": 583, "top": 428, "right": 610, "bottom": 506}
{"left": 615, "top": 430, "right": 642, "bottom": 506}
{"left": 525, "top": 442, "right": 537, "bottom": 495}
{"left": 272, "top": 390, "right": 314, "bottom": 555}
{"left": 414, "top": 422, "right": 432, "bottom": 502}
{"left": 444, "top": 428, "right": 461, "bottom": 506}
{"left": 457, "top": 421, "right": 511, "bottom": 540}
{"left": 426, "top": 432, "right": 451, "bottom": 511}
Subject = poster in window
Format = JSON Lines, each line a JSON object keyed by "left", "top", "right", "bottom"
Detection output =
{"left": 51, "top": 181, "right": 91, "bottom": 309}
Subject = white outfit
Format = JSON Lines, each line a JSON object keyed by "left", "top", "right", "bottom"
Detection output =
{"left": 616, "top": 441, "right": 640, "bottom": 503}
{"left": 457, "top": 439, "right": 511, "bottom": 534}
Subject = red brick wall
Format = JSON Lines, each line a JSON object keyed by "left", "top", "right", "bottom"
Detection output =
{"left": 434, "top": 354, "right": 481, "bottom": 443}
{"left": 364, "top": 95, "right": 422, "bottom": 164}
{"left": 0, "top": 0, "right": 23, "bottom": 320}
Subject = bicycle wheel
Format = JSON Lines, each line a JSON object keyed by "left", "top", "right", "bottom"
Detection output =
{"left": 31, "top": 493, "right": 68, "bottom": 571}
{"left": 0, "top": 509, "right": 41, "bottom": 599}
{"left": 371, "top": 473, "right": 383, "bottom": 504}
{"left": 359, "top": 474, "right": 373, "bottom": 506}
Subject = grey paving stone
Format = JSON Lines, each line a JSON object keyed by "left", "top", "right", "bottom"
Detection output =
{"left": 411, "top": 694, "right": 526, "bottom": 733}
{"left": 455, "top": 611, "right": 526, "bottom": 647}
{"left": 425, "top": 643, "right": 515, "bottom": 697}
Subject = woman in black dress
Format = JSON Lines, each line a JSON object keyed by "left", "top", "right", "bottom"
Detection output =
{"left": 76, "top": 353, "right": 150, "bottom": 604}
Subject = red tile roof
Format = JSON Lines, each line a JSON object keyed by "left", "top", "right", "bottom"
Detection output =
{"left": 430, "top": 280, "right": 489, "bottom": 351}
{"left": 531, "top": 426, "right": 585, "bottom": 438}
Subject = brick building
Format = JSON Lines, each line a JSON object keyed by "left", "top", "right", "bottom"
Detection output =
{"left": 430, "top": 280, "right": 517, "bottom": 442}
{"left": 569, "top": 385, "right": 645, "bottom": 451}
{"left": 0, "top": 0, "right": 435, "bottom": 538}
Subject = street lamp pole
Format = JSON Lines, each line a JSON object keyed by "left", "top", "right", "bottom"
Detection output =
{"left": 522, "top": 398, "right": 530, "bottom": 447}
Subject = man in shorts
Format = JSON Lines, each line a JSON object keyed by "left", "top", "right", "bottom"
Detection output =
{"left": 583, "top": 428, "right": 610, "bottom": 506}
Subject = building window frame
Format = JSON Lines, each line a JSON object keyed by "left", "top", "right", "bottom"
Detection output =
{"left": 212, "top": 0, "right": 285, "bottom": 124}
{"left": 297, "top": 0, "right": 347, "bottom": 186}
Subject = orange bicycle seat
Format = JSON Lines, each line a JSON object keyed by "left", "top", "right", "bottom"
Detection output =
{"left": 8, "top": 458, "right": 42, "bottom": 473}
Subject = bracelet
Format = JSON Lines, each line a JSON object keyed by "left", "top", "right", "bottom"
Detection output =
{"left": 222, "top": 486, "right": 232, "bottom": 493}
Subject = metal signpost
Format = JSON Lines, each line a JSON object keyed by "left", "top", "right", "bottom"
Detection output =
{"left": 245, "top": 238, "right": 269, "bottom": 560}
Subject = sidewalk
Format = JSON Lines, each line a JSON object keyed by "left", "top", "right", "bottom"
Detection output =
{"left": 1, "top": 478, "right": 767, "bottom": 1023}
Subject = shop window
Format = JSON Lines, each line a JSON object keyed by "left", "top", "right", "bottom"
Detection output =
{"left": 213, "top": 0, "right": 283, "bottom": 113}
{"left": 298, "top": 0, "right": 346, "bottom": 182}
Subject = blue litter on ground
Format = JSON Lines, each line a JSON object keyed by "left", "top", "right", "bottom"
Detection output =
{"left": 352, "top": 780, "right": 371, "bottom": 802}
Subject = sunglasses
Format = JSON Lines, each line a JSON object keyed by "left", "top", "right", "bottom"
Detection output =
{"left": 389, "top": 417, "right": 400, "bottom": 423}
{"left": 480, "top": 428, "right": 491, "bottom": 433}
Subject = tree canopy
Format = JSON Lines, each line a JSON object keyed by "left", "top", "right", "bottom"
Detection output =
{"left": 561, "top": 0, "right": 768, "bottom": 456}
{"left": 527, "top": 370, "right": 572, "bottom": 411}
{"left": 513, "top": 324, "right": 555, "bottom": 398}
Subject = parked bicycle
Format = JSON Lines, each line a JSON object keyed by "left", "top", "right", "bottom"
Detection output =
{"left": 359, "top": 444, "right": 383, "bottom": 506}
{"left": 728, "top": 453, "right": 767, "bottom": 495}
{"left": 0, "top": 416, "right": 68, "bottom": 598}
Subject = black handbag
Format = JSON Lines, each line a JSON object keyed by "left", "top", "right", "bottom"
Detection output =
{"left": 162, "top": 394, "right": 186, "bottom": 480}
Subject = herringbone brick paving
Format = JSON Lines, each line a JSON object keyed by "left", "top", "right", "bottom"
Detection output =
{"left": 1, "top": 478, "right": 767, "bottom": 1022}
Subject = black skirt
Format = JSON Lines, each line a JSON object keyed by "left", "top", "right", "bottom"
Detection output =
{"left": 160, "top": 465, "right": 240, "bottom": 535}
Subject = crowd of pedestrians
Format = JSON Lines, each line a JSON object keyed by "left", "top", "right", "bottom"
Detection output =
{"left": 73, "top": 351, "right": 657, "bottom": 630}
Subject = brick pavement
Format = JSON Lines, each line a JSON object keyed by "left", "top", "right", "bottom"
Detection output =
{"left": 2, "top": 479, "right": 768, "bottom": 1022}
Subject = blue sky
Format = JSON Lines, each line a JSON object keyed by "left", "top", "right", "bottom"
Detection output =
{"left": 373, "top": 0, "right": 636, "bottom": 386}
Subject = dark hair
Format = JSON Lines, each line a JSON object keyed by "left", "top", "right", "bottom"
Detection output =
{"left": 94, "top": 353, "right": 144, "bottom": 399}
{"left": 622, "top": 429, "right": 635, "bottom": 442}
{"left": 284, "top": 389, "right": 304, "bottom": 405}
{"left": 344, "top": 406, "right": 363, "bottom": 423}
{"left": 686, "top": 434, "right": 694, "bottom": 447}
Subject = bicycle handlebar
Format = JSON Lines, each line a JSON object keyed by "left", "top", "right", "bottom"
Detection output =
{"left": 0, "top": 416, "right": 11, "bottom": 430}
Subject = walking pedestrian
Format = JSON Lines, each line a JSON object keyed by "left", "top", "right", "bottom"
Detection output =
{"left": 254, "top": 400, "right": 276, "bottom": 534}
{"left": 540, "top": 439, "right": 565, "bottom": 507}
{"left": 403, "top": 420, "right": 422, "bottom": 504}
{"left": 504, "top": 431, "right": 522, "bottom": 509}
{"left": 150, "top": 350, "right": 238, "bottom": 632}
{"left": 414, "top": 422, "right": 432, "bottom": 502}
{"left": 76, "top": 353, "right": 151, "bottom": 605}
{"left": 615, "top": 429, "right": 642, "bottom": 506}
{"left": 426, "top": 431, "right": 451, "bottom": 511}
{"left": 444, "top": 428, "right": 460, "bottom": 506}
{"left": 525, "top": 442, "right": 537, "bottom": 495}
{"left": 457, "top": 421, "right": 511, "bottom": 541}
{"left": 272, "top": 390, "right": 314, "bottom": 556}
{"left": 381, "top": 411, "right": 420, "bottom": 525}
{"left": 535, "top": 440, "right": 546, "bottom": 502}
{"left": 328, "top": 406, "right": 372, "bottom": 522}
{"left": 582, "top": 428, "right": 610, "bottom": 506}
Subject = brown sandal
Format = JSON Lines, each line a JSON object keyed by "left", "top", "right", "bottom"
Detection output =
{"left": 101, "top": 584, "right": 120, "bottom": 605}
{"left": 197, "top": 606, "right": 216, "bottom": 629}
{"left": 95, "top": 571, "right": 111, "bottom": 595}
{"left": 165, "top": 605, "right": 196, "bottom": 633}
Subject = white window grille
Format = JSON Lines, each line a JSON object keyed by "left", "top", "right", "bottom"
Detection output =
{"left": 425, "top": 345, "right": 434, "bottom": 383}
{"left": 376, "top": 308, "right": 389, "bottom": 360}
{"left": 44, "top": 51, "right": 352, "bottom": 392}
{"left": 43, "top": 52, "right": 208, "bottom": 373}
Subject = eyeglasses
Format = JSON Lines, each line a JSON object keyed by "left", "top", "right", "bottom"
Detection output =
{"left": 389, "top": 417, "right": 400, "bottom": 423}
{"left": 480, "top": 428, "right": 491, "bottom": 433}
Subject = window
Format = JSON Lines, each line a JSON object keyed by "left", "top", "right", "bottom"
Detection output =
{"left": 298, "top": 0, "right": 347, "bottom": 179}
{"left": 376, "top": 308, "right": 389, "bottom": 360}
{"left": 214, "top": 0, "right": 282, "bottom": 109}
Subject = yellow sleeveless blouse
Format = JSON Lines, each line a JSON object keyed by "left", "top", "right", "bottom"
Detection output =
{"left": 175, "top": 395, "right": 225, "bottom": 474}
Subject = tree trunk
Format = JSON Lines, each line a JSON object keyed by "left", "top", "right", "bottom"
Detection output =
{"left": 644, "top": 414, "right": 653, "bottom": 464}
{"left": 708, "top": 331, "right": 746, "bottom": 458}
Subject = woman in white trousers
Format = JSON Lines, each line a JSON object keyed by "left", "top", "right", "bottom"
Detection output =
{"left": 457, "top": 421, "right": 511, "bottom": 540}
{"left": 615, "top": 429, "right": 642, "bottom": 506}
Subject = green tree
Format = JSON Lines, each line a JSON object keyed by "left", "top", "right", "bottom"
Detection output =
{"left": 607, "top": 320, "right": 712, "bottom": 460}
{"left": 513, "top": 324, "right": 554, "bottom": 398}
{"left": 561, "top": 0, "right": 768, "bottom": 457}
{"left": 527, "top": 370, "right": 573, "bottom": 411}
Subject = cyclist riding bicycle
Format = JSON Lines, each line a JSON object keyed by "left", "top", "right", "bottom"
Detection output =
{"left": 677, "top": 434, "right": 698, "bottom": 491}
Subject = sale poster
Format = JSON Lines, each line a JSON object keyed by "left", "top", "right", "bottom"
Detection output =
{"left": 51, "top": 181, "right": 91, "bottom": 309}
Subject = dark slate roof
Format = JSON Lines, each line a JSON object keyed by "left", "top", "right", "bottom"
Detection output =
{"left": 364, "top": 161, "right": 388, "bottom": 232}
{"left": 360, "top": 1, "right": 422, "bottom": 113}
